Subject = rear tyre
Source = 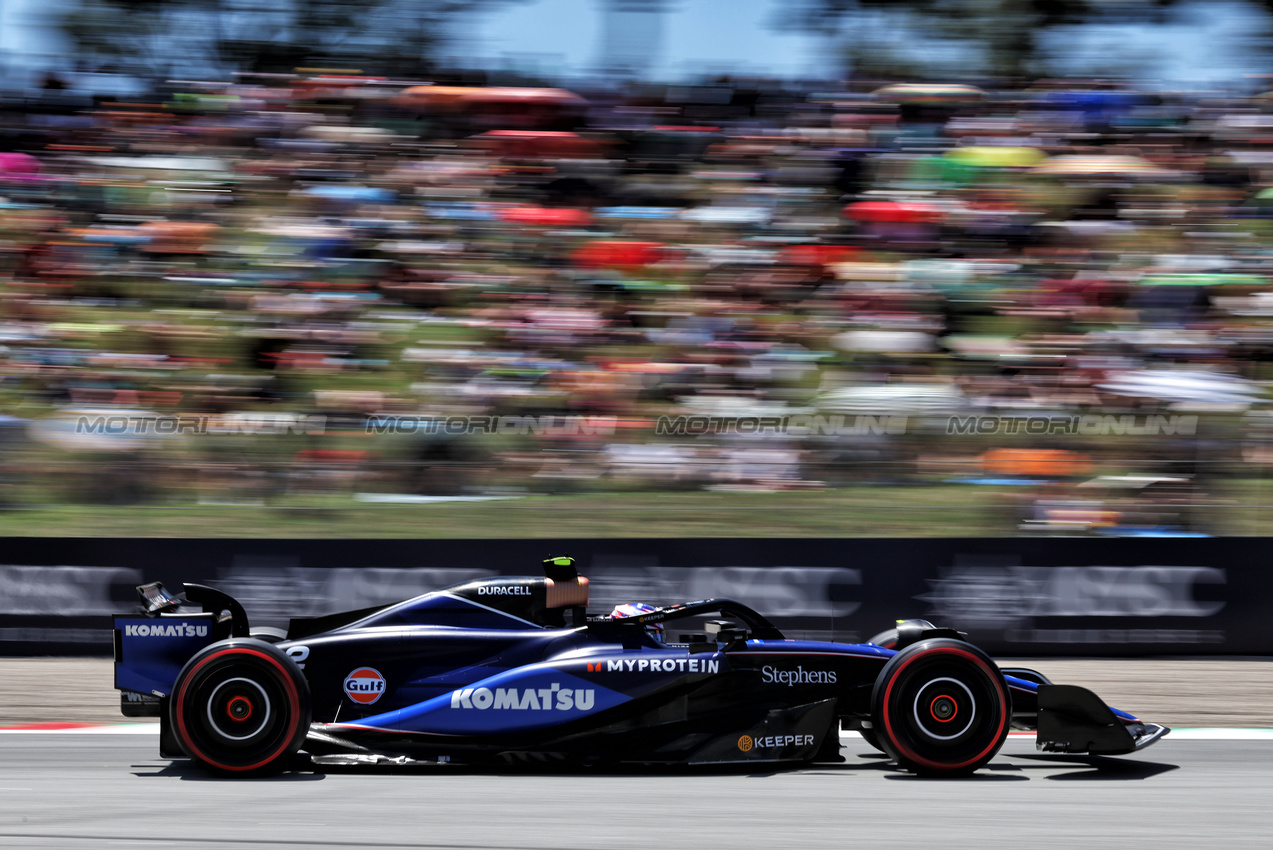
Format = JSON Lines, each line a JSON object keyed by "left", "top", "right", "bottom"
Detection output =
{"left": 870, "top": 638, "right": 1009, "bottom": 776}
{"left": 170, "top": 639, "right": 311, "bottom": 776}
{"left": 249, "top": 627, "right": 288, "bottom": 644}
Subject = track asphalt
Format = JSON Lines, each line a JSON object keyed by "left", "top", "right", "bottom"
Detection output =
{"left": 0, "top": 734, "right": 1268, "bottom": 849}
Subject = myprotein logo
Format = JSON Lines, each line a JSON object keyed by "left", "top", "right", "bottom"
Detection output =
{"left": 603, "top": 657, "right": 719, "bottom": 674}
{"left": 123, "top": 623, "right": 208, "bottom": 638}
{"left": 344, "top": 668, "right": 386, "bottom": 704}
{"left": 739, "top": 734, "right": 814, "bottom": 751}
{"left": 477, "top": 585, "right": 531, "bottom": 596}
{"left": 450, "top": 684, "right": 596, "bottom": 711}
{"left": 921, "top": 565, "right": 1226, "bottom": 630}
{"left": 760, "top": 665, "right": 837, "bottom": 686}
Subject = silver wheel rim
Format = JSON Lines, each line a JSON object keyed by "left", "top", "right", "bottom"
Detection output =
{"left": 911, "top": 676, "right": 975, "bottom": 741}
{"left": 207, "top": 677, "right": 272, "bottom": 742}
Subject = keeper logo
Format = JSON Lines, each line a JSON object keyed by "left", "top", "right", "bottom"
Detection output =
{"left": 747, "top": 734, "right": 815, "bottom": 750}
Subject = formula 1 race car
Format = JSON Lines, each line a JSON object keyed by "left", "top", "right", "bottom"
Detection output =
{"left": 113, "top": 557, "right": 1168, "bottom": 776}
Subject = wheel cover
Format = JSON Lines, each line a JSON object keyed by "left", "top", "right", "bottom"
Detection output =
{"left": 207, "top": 678, "right": 271, "bottom": 741}
{"left": 913, "top": 677, "right": 974, "bottom": 741}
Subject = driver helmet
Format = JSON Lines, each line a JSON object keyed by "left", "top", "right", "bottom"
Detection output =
{"left": 609, "top": 602, "right": 664, "bottom": 643}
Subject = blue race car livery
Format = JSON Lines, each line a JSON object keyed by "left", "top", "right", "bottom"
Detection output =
{"left": 113, "top": 556, "right": 1168, "bottom": 776}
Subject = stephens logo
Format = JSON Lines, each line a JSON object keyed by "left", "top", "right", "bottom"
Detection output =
{"left": 737, "top": 735, "right": 754, "bottom": 752}
{"left": 477, "top": 585, "right": 531, "bottom": 596}
{"left": 761, "top": 665, "right": 837, "bottom": 686}
{"left": 450, "top": 684, "right": 595, "bottom": 711}
{"left": 344, "top": 667, "right": 386, "bottom": 704}
{"left": 123, "top": 623, "right": 208, "bottom": 638}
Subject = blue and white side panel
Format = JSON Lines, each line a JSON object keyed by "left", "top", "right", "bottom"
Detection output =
{"left": 340, "top": 651, "right": 728, "bottom": 736}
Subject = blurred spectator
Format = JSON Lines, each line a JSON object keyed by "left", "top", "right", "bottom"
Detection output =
{"left": 1, "top": 72, "right": 1273, "bottom": 535}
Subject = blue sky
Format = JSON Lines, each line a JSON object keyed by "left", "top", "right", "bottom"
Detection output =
{"left": 0, "top": 0, "right": 1267, "bottom": 86}
{"left": 462, "top": 0, "right": 1267, "bottom": 84}
{"left": 458, "top": 0, "right": 828, "bottom": 80}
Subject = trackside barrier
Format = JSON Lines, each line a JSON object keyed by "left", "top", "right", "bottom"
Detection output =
{"left": 0, "top": 537, "right": 1259, "bottom": 656}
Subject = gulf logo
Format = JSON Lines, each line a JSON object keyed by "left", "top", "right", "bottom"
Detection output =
{"left": 343, "top": 667, "right": 386, "bottom": 705}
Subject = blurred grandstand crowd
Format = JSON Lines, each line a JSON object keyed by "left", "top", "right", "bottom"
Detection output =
{"left": 4, "top": 72, "right": 1273, "bottom": 534}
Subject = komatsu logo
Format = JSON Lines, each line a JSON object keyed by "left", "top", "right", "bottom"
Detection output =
{"left": 603, "top": 657, "right": 720, "bottom": 673}
{"left": 123, "top": 623, "right": 208, "bottom": 638}
{"left": 477, "top": 586, "right": 531, "bottom": 596}
{"left": 450, "top": 684, "right": 596, "bottom": 711}
{"left": 761, "top": 665, "right": 836, "bottom": 686}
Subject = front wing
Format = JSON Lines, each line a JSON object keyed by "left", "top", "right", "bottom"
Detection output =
{"left": 1035, "top": 684, "right": 1170, "bottom": 755}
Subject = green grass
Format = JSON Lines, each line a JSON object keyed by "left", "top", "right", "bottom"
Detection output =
{"left": 0, "top": 475, "right": 1269, "bottom": 538}
{"left": 0, "top": 486, "right": 1013, "bottom": 538}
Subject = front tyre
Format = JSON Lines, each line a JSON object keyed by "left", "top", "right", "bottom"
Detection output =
{"left": 870, "top": 638, "right": 1009, "bottom": 776}
{"left": 170, "top": 639, "right": 311, "bottom": 775}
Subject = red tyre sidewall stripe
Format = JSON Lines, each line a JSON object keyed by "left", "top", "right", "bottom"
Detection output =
{"left": 880, "top": 646, "right": 1007, "bottom": 771}
{"left": 174, "top": 647, "right": 301, "bottom": 773}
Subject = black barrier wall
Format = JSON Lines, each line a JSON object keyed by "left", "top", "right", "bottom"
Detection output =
{"left": 0, "top": 537, "right": 1264, "bottom": 656}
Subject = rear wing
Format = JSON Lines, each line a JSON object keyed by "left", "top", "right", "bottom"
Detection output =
{"left": 113, "top": 581, "right": 249, "bottom": 716}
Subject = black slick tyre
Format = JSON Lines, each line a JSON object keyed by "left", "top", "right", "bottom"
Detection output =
{"left": 870, "top": 638, "right": 1010, "bottom": 776}
{"left": 169, "top": 638, "right": 311, "bottom": 775}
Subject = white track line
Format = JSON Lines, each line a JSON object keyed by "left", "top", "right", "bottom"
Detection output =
{"left": 1155, "top": 728, "right": 1273, "bottom": 740}
{"left": 838, "top": 729, "right": 1273, "bottom": 741}
{"left": 0, "top": 724, "right": 159, "bottom": 734}
{"left": 2, "top": 725, "right": 1272, "bottom": 739}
